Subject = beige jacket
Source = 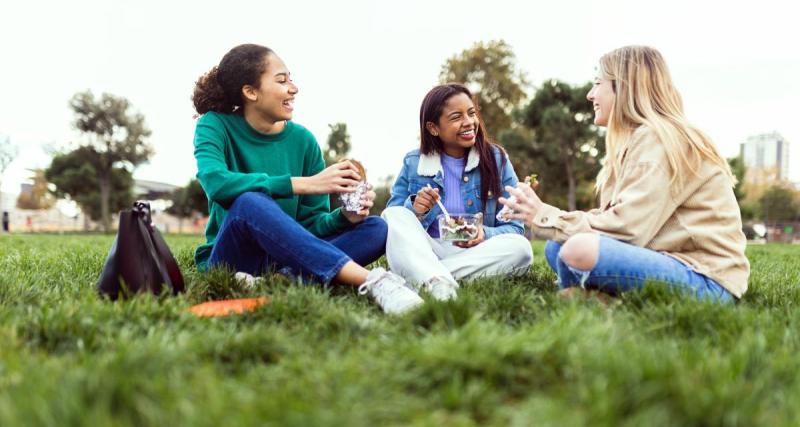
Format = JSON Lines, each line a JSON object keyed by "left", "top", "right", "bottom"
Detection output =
{"left": 531, "top": 127, "right": 750, "bottom": 298}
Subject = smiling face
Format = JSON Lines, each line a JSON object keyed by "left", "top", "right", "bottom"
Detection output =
{"left": 426, "top": 92, "right": 479, "bottom": 157}
{"left": 586, "top": 77, "right": 615, "bottom": 127}
{"left": 242, "top": 53, "right": 298, "bottom": 122}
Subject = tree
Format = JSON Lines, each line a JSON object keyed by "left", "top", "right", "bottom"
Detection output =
{"left": 439, "top": 40, "right": 528, "bottom": 136}
{"left": 321, "top": 123, "right": 353, "bottom": 207}
{"left": 510, "top": 80, "right": 605, "bottom": 211}
{"left": 185, "top": 179, "right": 209, "bottom": 216}
{"left": 68, "top": 91, "right": 153, "bottom": 231}
{"left": 323, "top": 123, "right": 351, "bottom": 166}
{"left": 0, "top": 136, "right": 18, "bottom": 227}
{"left": 0, "top": 136, "right": 15, "bottom": 177}
{"left": 728, "top": 156, "right": 747, "bottom": 202}
{"left": 167, "top": 179, "right": 208, "bottom": 233}
{"left": 727, "top": 156, "right": 758, "bottom": 220}
{"left": 371, "top": 174, "right": 395, "bottom": 217}
{"left": 16, "top": 169, "right": 56, "bottom": 210}
{"left": 45, "top": 146, "right": 134, "bottom": 225}
{"left": 760, "top": 184, "right": 800, "bottom": 225}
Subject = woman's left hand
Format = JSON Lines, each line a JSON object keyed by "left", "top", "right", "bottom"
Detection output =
{"left": 455, "top": 214, "right": 485, "bottom": 248}
{"left": 342, "top": 184, "right": 376, "bottom": 223}
{"left": 498, "top": 183, "right": 544, "bottom": 226}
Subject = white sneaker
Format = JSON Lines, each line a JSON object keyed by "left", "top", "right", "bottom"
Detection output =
{"left": 422, "top": 276, "right": 459, "bottom": 301}
{"left": 358, "top": 268, "right": 424, "bottom": 314}
{"left": 235, "top": 272, "right": 264, "bottom": 289}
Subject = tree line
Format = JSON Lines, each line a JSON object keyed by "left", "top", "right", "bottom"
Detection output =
{"left": 1, "top": 40, "right": 797, "bottom": 233}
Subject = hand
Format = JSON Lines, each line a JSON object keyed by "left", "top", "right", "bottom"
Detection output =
{"left": 412, "top": 186, "right": 440, "bottom": 216}
{"left": 342, "top": 184, "right": 376, "bottom": 224}
{"left": 455, "top": 217, "right": 485, "bottom": 248}
{"left": 498, "top": 183, "right": 543, "bottom": 226}
{"left": 292, "top": 160, "right": 361, "bottom": 195}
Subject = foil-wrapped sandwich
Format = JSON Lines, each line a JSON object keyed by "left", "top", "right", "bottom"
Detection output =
{"left": 339, "top": 159, "right": 370, "bottom": 212}
{"left": 496, "top": 174, "right": 539, "bottom": 221}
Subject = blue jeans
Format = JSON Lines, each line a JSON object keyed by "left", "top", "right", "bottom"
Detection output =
{"left": 544, "top": 236, "right": 733, "bottom": 303}
{"left": 208, "top": 192, "right": 388, "bottom": 284}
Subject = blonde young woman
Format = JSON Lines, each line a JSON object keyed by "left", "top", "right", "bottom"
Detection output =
{"left": 501, "top": 46, "right": 750, "bottom": 302}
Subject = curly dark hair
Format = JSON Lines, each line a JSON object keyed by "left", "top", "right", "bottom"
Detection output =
{"left": 192, "top": 44, "right": 273, "bottom": 114}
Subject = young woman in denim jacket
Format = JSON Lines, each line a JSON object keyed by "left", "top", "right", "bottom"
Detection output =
{"left": 382, "top": 84, "right": 533, "bottom": 301}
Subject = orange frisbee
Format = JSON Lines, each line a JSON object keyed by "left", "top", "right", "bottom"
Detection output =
{"left": 189, "top": 297, "right": 271, "bottom": 317}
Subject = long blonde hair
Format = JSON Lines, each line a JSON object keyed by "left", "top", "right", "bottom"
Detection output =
{"left": 596, "top": 46, "right": 734, "bottom": 192}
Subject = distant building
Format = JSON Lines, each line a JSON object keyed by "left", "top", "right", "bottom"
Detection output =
{"left": 0, "top": 179, "right": 190, "bottom": 233}
{"left": 133, "top": 179, "right": 180, "bottom": 212}
{"left": 19, "top": 182, "right": 33, "bottom": 196}
{"left": 134, "top": 179, "right": 180, "bottom": 201}
{"left": 740, "top": 132, "right": 790, "bottom": 184}
{"left": 133, "top": 180, "right": 206, "bottom": 234}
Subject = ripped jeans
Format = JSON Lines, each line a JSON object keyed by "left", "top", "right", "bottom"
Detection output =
{"left": 544, "top": 236, "right": 734, "bottom": 303}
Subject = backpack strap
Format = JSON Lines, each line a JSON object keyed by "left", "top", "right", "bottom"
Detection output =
{"left": 133, "top": 201, "right": 185, "bottom": 295}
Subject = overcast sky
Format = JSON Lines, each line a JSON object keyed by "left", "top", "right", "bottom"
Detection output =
{"left": 2, "top": 0, "right": 798, "bottom": 196}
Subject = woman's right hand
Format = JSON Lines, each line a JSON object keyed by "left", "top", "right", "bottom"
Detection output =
{"left": 292, "top": 161, "right": 361, "bottom": 195}
{"left": 412, "top": 186, "right": 440, "bottom": 216}
{"left": 499, "top": 183, "right": 543, "bottom": 227}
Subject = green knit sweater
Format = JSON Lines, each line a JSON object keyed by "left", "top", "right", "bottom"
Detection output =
{"left": 192, "top": 111, "right": 349, "bottom": 270}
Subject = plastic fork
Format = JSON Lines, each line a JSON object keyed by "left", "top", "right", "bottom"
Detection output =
{"left": 426, "top": 184, "right": 450, "bottom": 221}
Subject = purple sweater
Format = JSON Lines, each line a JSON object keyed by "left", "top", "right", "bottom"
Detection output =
{"left": 428, "top": 153, "right": 466, "bottom": 238}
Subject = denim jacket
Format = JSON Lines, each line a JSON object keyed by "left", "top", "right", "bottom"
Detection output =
{"left": 387, "top": 146, "right": 524, "bottom": 239}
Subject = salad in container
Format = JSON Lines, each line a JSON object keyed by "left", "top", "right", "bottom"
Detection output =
{"left": 437, "top": 213, "right": 482, "bottom": 242}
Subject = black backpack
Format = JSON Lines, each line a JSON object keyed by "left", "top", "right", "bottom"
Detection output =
{"left": 97, "top": 201, "right": 185, "bottom": 300}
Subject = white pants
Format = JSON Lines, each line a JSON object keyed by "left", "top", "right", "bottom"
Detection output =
{"left": 382, "top": 206, "right": 534, "bottom": 286}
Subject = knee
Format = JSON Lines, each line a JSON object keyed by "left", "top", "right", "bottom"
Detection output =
{"left": 381, "top": 206, "right": 415, "bottom": 223}
{"left": 559, "top": 233, "right": 599, "bottom": 270}
{"left": 230, "top": 192, "right": 276, "bottom": 214}
{"left": 360, "top": 216, "right": 388, "bottom": 239}
{"left": 496, "top": 234, "right": 534, "bottom": 269}
{"left": 355, "top": 216, "right": 388, "bottom": 254}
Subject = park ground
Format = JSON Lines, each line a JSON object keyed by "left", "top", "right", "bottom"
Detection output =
{"left": 1, "top": 234, "right": 799, "bottom": 426}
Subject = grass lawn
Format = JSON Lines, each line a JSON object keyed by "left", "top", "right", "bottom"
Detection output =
{"left": 1, "top": 234, "right": 799, "bottom": 426}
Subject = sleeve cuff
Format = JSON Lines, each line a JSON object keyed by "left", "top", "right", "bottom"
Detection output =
{"left": 532, "top": 204, "right": 564, "bottom": 228}
{"left": 330, "top": 207, "right": 351, "bottom": 229}
{"left": 265, "top": 174, "right": 293, "bottom": 199}
{"left": 484, "top": 221, "right": 524, "bottom": 239}
{"left": 404, "top": 195, "right": 415, "bottom": 211}
{"left": 527, "top": 204, "right": 566, "bottom": 241}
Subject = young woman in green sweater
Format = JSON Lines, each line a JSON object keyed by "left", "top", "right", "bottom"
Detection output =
{"left": 191, "top": 44, "right": 423, "bottom": 314}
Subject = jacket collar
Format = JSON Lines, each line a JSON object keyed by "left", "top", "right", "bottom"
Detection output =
{"left": 417, "top": 148, "right": 480, "bottom": 177}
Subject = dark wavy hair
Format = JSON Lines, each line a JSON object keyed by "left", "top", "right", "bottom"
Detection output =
{"left": 192, "top": 44, "right": 273, "bottom": 114}
{"left": 419, "top": 83, "right": 506, "bottom": 206}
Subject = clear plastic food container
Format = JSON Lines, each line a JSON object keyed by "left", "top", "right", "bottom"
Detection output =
{"left": 437, "top": 214, "right": 481, "bottom": 241}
